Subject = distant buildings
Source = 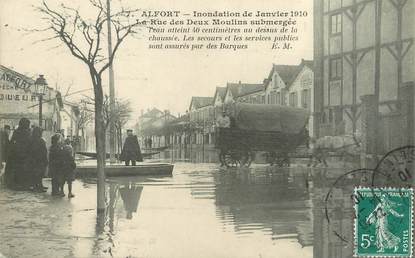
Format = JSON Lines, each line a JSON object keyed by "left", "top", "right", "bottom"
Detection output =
{"left": 149, "top": 59, "right": 316, "bottom": 150}
{"left": 137, "top": 108, "right": 176, "bottom": 148}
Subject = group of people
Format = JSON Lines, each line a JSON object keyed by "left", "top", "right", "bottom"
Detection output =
{"left": 1, "top": 118, "right": 76, "bottom": 198}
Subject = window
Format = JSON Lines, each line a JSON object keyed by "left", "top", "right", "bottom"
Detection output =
{"left": 276, "top": 92, "right": 280, "bottom": 105}
{"left": 328, "top": 109, "right": 333, "bottom": 122}
{"left": 289, "top": 92, "right": 298, "bottom": 107}
{"left": 280, "top": 91, "right": 287, "bottom": 106}
{"left": 330, "top": 58, "right": 342, "bottom": 80}
{"left": 330, "top": 13, "right": 342, "bottom": 35}
{"left": 301, "top": 89, "right": 310, "bottom": 108}
{"left": 270, "top": 93, "right": 276, "bottom": 104}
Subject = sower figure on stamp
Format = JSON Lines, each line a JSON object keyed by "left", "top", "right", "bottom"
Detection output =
{"left": 366, "top": 193, "right": 404, "bottom": 253}
{"left": 120, "top": 129, "right": 143, "bottom": 166}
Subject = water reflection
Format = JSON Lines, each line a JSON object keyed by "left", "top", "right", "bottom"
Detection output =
{"left": 212, "top": 167, "right": 313, "bottom": 247}
{"left": 119, "top": 183, "right": 143, "bottom": 219}
{"left": 85, "top": 165, "right": 316, "bottom": 257}
{"left": 310, "top": 168, "right": 373, "bottom": 258}
{"left": 71, "top": 164, "right": 369, "bottom": 258}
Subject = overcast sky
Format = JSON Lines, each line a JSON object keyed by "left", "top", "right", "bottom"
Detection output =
{"left": 0, "top": 0, "right": 313, "bottom": 122}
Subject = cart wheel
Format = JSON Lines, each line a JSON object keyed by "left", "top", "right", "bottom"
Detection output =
{"left": 240, "top": 150, "right": 253, "bottom": 167}
{"left": 222, "top": 149, "right": 240, "bottom": 168}
{"left": 275, "top": 154, "right": 290, "bottom": 167}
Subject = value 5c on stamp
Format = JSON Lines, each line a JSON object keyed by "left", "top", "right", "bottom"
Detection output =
{"left": 354, "top": 187, "right": 413, "bottom": 257}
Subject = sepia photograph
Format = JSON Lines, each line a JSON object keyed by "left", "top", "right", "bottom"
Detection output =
{"left": 0, "top": 0, "right": 413, "bottom": 257}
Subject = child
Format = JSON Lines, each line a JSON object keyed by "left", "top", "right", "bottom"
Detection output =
{"left": 61, "top": 138, "right": 76, "bottom": 198}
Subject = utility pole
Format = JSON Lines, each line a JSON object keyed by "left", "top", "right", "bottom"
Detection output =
{"left": 107, "top": 0, "right": 116, "bottom": 164}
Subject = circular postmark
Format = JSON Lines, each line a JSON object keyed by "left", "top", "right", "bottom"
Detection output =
{"left": 371, "top": 145, "right": 414, "bottom": 205}
{"left": 324, "top": 168, "right": 374, "bottom": 243}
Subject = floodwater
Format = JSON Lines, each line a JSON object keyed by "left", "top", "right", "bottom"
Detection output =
{"left": 0, "top": 162, "right": 360, "bottom": 258}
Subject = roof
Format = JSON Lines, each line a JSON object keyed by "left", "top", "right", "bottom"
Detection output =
{"left": 301, "top": 59, "right": 314, "bottom": 69}
{"left": 265, "top": 59, "right": 313, "bottom": 90}
{"left": 226, "top": 82, "right": 264, "bottom": 98}
{"left": 0, "top": 65, "right": 34, "bottom": 83}
{"left": 189, "top": 96, "right": 213, "bottom": 110}
{"left": 213, "top": 87, "right": 227, "bottom": 102}
{"left": 271, "top": 65, "right": 300, "bottom": 86}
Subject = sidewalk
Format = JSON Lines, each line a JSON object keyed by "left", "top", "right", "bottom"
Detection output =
{"left": 0, "top": 178, "right": 110, "bottom": 258}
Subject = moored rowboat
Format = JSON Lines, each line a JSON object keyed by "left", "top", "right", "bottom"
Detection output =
{"left": 76, "top": 163, "right": 174, "bottom": 177}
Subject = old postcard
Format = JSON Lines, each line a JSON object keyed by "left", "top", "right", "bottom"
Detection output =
{"left": 0, "top": 0, "right": 413, "bottom": 257}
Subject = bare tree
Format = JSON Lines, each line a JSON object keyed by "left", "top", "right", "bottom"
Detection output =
{"left": 36, "top": 0, "right": 142, "bottom": 212}
{"left": 76, "top": 101, "right": 94, "bottom": 151}
{"left": 83, "top": 95, "right": 132, "bottom": 156}
{"left": 114, "top": 99, "right": 132, "bottom": 155}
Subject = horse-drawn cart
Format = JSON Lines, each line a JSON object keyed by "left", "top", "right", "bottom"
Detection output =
{"left": 215, "top": 103, "right": 310, "bottom": 168}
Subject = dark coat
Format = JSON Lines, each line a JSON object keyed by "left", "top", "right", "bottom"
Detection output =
{"left": 29, "top": 138, "right": 48, "bottom": 169}
{"left": 5, "top": 128, "right": 31, "bottom": 187}
{"left": 0, "top": 130, "right": 10, "bottom": 163}
{"left": 49, "top": 144, "right": 63, "bottom": 178}
{"left": 49, "top": 144, "right": 76, "bottom": 182}
{"left": 28, "top": 137, "right": 48, "bottom": 181}
{"left": 120, "top": 135, "right": 143, "bottom": 161}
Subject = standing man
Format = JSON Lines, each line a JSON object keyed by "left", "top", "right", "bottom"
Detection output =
{"left": 216, "top": 111, "right": 231, "bottom": 128}
{"left": 120, "top": 129, "right": 143, "bottom": 166}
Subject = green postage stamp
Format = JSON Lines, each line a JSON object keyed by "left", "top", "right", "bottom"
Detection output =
{"left": 354, "top": 187, "right": 413, "bottom": 257}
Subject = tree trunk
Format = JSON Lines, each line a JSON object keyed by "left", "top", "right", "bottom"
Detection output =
{"left": 91, "top": 70, "right": 106, "bottom": 213}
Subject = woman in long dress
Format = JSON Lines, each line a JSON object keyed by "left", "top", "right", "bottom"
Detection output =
{"left": 366, "top": 194, "right": 404, "bottom": 253}
{"left": 5, "top": 118, "right": 31, "bottom": 189}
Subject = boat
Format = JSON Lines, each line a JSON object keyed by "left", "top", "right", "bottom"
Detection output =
{"left": 76, "top": 151, "right": 160, "bottom": 159}
{"left": 141, "top": 146, "right": 169, "bottom": 152}
{"left": 76, "top": 162, "right": 174, "bottom": 177}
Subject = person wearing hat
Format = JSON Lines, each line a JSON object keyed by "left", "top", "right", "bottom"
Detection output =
{"left": 120, "top": 129, "right": 143, "bottom": 166}
{"left": 5, "top": 118, "right": 32, "bottom": 189}
{"left": 216, "top": 111, "right": 231, "bottom": 128}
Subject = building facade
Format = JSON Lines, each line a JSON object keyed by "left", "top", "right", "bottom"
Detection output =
{"left": 0, "top": 65, "right": 61, "bottom": 146}
{"left": 314, "top": 0, "right": 414, "bottom": 152}
{"left": 286, "top": 60, "right": 315, "bottom": 136}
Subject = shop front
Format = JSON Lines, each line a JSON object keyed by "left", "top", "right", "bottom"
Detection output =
{"left": 0, "top": 65, "right": 61, "bottom": 145}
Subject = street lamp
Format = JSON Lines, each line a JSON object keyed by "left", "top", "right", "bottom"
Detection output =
{"left": 34, "top": 75, "right": 48, "bottom": 128}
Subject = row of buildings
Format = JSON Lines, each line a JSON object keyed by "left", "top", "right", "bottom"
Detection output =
{"left": 137, "top": 59, "right": 314, "bottom": 149}
{"left": 139, "top": 0, "right": 414, "bottom": 158}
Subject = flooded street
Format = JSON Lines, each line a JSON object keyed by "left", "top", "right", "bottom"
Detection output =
{"left": 0, "top": 161, "right": 358, "bottom": 258}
